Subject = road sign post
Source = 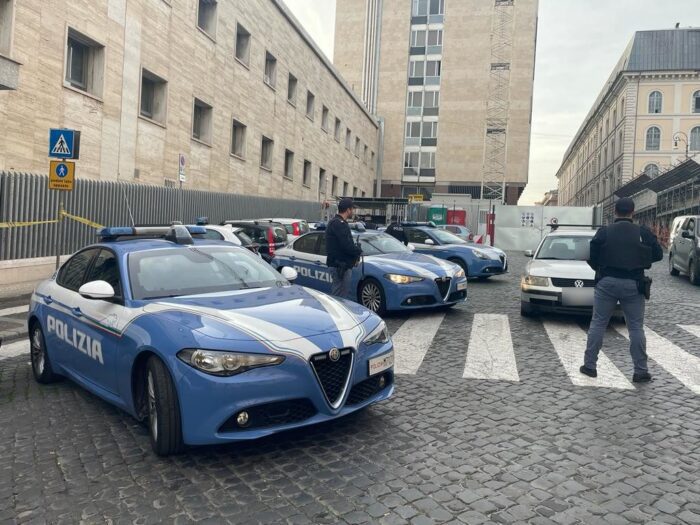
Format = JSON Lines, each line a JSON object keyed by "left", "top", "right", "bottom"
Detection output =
{"left": 178, "top": 154, "right": 186, "bottom": 222}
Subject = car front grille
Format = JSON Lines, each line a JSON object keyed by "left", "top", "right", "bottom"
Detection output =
{"left": 435, "top": 277, "right": 451, "bottom": 299}
{"left": 310, "top": 348, "right": 353, "bottom": 407}
{"left": 219, "top": 399, "right": 317, "bottom": 432}
{"left": 551, "top": 278, "right": 595, "bottom": 288}
{"left": 346, "top": 373, "right": 393, "bottom": 406}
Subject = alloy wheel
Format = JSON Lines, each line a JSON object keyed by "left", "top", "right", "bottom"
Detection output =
{"left": 31, "top": 327, "right": 45, "bottom": 375}
{"left": 147, "top": 371, "right": 158, "bottom": 442}
{"left": 361, "top": 282, "right": 382, "bottom": 312}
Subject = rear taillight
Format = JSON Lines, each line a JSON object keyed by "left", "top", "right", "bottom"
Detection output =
{"left": 292, "top": 222, "right": 300, "bottom": 236}
{"left": 267, "top": 229, "right": 275, "bottom": 256}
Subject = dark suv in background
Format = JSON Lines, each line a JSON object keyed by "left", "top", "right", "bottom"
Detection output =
{"left": 669, "top": 216, "right": 700, "bottom": 285}
{"left": 223, "top": 220, "right": 289, "bottom": 262}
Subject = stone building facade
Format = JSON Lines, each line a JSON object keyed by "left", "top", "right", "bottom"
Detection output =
{"left": 334, "top": 0, "right": 538, "bottom": 204}
{"left": 557, "top": 29, "right": 700, "bottom": 207}
{"left": 0, "top": 0, "right": 379, "bottom": 201}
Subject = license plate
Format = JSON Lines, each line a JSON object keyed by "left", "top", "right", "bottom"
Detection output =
{"left": 368, "top": 351, "right": 394, "bottom": 376}
{"left": 457, "top": 281, "right": 467, "bottom": 291}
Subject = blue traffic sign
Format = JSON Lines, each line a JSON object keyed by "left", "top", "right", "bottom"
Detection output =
{"left": 49, "top": 129, "right": 75, "bottom": 159}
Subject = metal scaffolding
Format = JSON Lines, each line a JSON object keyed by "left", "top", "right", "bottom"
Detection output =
{"left": 480, "top": 0, "right": 515, "bottom": 204}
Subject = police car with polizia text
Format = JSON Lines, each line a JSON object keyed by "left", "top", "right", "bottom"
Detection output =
{"left": 27, "top": 225, "right": 394, "bottom": 455}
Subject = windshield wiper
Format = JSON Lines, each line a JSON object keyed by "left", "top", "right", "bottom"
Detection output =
{"left": 142, "top": 294, "right": 183, "bottom": 300}
{"left": 536, "top": 257, "right": 563, "bottom": 260}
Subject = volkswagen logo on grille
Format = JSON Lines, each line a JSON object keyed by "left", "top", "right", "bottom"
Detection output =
{"left": 574, "top": 280, "right": 584, "bottom": 288}
{"left": 328, "top": 348, "right": 341, "bottom": 362}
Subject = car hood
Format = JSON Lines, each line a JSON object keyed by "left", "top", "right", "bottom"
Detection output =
{"left": 432, "top": 244, "right": 503, "bottom": 260}
{"left": 527, "top": 259, "right": 595, "bottom": 279}
{"left": 366, "top": 252, "right": 460, "bottom": 278}
{"left": 142, "top": 285, "right": 376, "bottom": 346}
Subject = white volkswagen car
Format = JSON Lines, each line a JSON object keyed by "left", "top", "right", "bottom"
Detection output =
{"left": 520, "top": 228, "right": 622, "bottom": 318}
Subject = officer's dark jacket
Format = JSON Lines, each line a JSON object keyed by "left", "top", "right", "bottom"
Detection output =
{"left": 326, "top": 215, "right": 362, "bottom": 268}
{"left": 588, "top": 218, "right": 663, "bottom": 280}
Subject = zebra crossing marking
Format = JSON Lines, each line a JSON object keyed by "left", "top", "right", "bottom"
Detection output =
{"left": 0, "top": 305, "right": 28, "bottom": 317}
{"left": 463, "top": 314, "right": 519, "bottom": 381}
{"left": 0, "top": 340, "right": 28, "bottom": 360}
{"left": 679, "top": 324, "right": 700, "bottom": 340}
{"left": 542, "top": 320, "right": 634, "bottom": 390}
{"left": 392, "top": 312, "right": 445, "bottom": 375}
{"left": 615, "top": 325, "right": 700, "bottom": 394}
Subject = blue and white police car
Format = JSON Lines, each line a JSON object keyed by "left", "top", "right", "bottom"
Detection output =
{"left": 271, "top": 227, "right": 468, "bottom": 315}
{"left": 386, "top": 222, "right": 507, "bottom": 279}
{"left": 27, "top": 225, "right": 394, "bottom": 455}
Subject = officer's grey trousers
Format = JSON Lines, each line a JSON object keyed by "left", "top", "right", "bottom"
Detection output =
{"left": 584, "top": 276, "right": 648, "bottom": 374}
{"left": 331, "top": 267, "right": 353, "bottom": 300}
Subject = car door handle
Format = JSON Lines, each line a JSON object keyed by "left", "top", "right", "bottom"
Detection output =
{"left": 43, "top": 295, "right": 53, "bottom": 305}
{"left": 314, "top": 260, "right": 323, "bottom": 264}
{"left": 71, "top": 307, "right": 83, "bottom": 317}
{"left": 289, "top": 256, "right": 297, "bottom": 261}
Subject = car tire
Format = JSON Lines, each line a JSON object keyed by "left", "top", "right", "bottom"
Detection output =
{"left": 146, "top": 356, "right": 184, "bottom": 456}
{"left": 520, "top": 301, "right": 536, "bottom": 318}
{"left": 29, "top": 323, "right": 60, "bottom": 384}
{"left": 690, "top": 259, "right": 700, "bottom": 286}
{"left": 359, "top": 278, "right": 387, "bottom": 316}
{"left": 669, "top": 253, "right": 680, "bottom": 276}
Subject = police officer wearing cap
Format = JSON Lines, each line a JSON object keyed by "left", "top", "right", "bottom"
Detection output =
{"left": 581, "top": 197, "right": 663, "bottom": 383}
{"left": 326, "top": 197, "right": 362, "bottom": 299}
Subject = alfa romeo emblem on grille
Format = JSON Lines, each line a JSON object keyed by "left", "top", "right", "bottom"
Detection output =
{"left": 328, "top": 348, "right": 341, "bottom": 362}
{"left": 574, "top": 280, "right": 584, "bottom": 288}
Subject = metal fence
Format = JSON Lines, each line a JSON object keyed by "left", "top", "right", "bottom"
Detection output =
{"left": 0, "top": 172, "right": 321, "bottom": 260}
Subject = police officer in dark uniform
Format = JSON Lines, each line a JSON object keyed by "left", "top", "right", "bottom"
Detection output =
{"left": 326, "top": 197, "right": 362, "bottom": 299}
{"left": 581, "top": 197, "right": 663, "bottom": 383}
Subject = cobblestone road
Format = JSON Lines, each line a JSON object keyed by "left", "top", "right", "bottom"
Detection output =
{"left": 1, "top": 254, "right": 699, "bottom": 524}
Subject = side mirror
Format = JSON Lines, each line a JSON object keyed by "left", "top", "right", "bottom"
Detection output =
{"left": 407, "top": 243, "right": 416, "bottom": 251}
{"left": 281, "top": 266, "right": 298, "bottom": 281}
{"left": 524, "top": 250, "right": 534, "bottom": 257}
{"left": 78, "top": 280, "right": 115, "bottom": 300}
{"left": 681, "top": 230, "right": 693, "bottom": 239}
{"left": 424, "top": 238, "right": 435, "bottom": 246}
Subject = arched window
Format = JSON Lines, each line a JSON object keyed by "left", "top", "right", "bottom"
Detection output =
{"left": 648, "top": 91, "right": 662, "bottom": 114}
{"left": 644, "top": 163, "right": 659, "bottom": 178}
{"left": 646, "top": 126, "right": 661, "bottom": 151}
{"left": 691, "top": 126, "right": 700, "bottom": 151}
{"left": 693, "top": 90, "right": 700, "bottom": 113}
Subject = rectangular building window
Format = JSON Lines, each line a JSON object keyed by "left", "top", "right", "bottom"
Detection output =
{"left": 352, "top": 187, "right": 358, "bottom": 198}
{"left": 306, "top": 90, "right": 315, "bottom": 120}
{"left": 321, "top": 106, "right": 329, "bottom": 131}
{"left": 404, "top": 151, "right": 419, "bottom": 171}
{"left": 264, "top": 51, "right": 277, "bottom": 88}
{"left": 197, "top": 0, "right": 217, "bottom": 37}
{"left": 427, "top": 29, "right": 443, "bottom": 46}
{"left": 303, "top": 160, "right": 311, "bottom": 187}
{"left": 420, "top": 151, "right": 435, "bottom": 168}
{"left": 409, "top": 59, "right": 425, "bottom": 78}
{"left": 354, "top": 137, "right": 360, "bottom": 157}
{"left": 0, "top": 0, "right": 14, "bottom": 56}
{"left": 422, "top": 121, "right": 438, "bottom": 138}
{"left": 408, "top": 91, "right": 423, "bottom": 108}
{"left": 235, "top": 23, "right": 251, "bottom": 65}
{"left": 343, "top": 181, "right": 349, "bottom": 196}
{"left": 331, "top": 175, "right": 338, "bottom": 195}
{"left": 370, "top": 151, "right": 375, "bottom": 171}
{"left": 284, "top": 149, "right": 294, "bottom": 179}
{"left": 287, "top": 73, "right": 297, "bottom": 104}
{"left": 334, "top": 118, "right": 342, "bottom": 141}
{"left": 192, "top": 97, "right": 213, "bottom": 144}
{"left": 424, "top": 90, "right": 440, "bottom": 108}
{"left": 406, "top": 121, "right": 421, "bottom": 138}
{"left": 231, "top": 119, "right": 246, "bottom": 158}
{"left": 318, "top": 168, "right": 327, "bottom": 197}
{"left": 411, "top": 30, "right": 426, "bottom": 47}
{"left": 414, "top": 0, "right": 444, "bottom": 15}
{"left": 362, "top": 191, "right": 366, "bottom": 198}
{"left": 260, "top": 136, "right": 273, "bottom": 169}
{"left": 65, "top": 29, "right": 105, "bottom": 96}
{"left": 426, "top": 60, "right": 441, "bottom": 77}
{"left": 140, "top": 69, "right": 167, "bottom": 123}
{"left": 363, "top": 144, "right": 368, "bottom": 163}
{"left": 345, "top": 128, "right": 352, "bottom": 150}
{"left": 412, "top": 0, "right": 428, "bottom": 15}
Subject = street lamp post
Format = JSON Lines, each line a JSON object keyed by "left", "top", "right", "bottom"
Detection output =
{"left": 673, "top": 131, "right": 689, "bottom": 159}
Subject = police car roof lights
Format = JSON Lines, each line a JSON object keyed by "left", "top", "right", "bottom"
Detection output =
{"left": 98, "top": 225, "right": 206, "bottom": 243}
{"left": 395, "top": 221, "right": 437, "bottom": 228}
{"left": 548, "top": 223, "right": 601, "bottom": 231}
{"left": 196, "top": 217, "right": 209, "bottom": 225}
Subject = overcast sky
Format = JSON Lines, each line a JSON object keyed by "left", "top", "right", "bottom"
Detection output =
{"left": 283, "top": 0, "right": 700, "bottom": 205}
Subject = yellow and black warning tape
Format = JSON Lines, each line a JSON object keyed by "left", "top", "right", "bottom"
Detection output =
{"left": 0, "top": 211, "right": 104, "bottom": 230}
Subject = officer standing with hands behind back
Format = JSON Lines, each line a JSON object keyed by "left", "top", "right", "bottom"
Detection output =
{"left": 326, "top": 197, "right": 362, "bottom": 299}
{"left": 581, "top": 197, "right": 663, "bottom": 383}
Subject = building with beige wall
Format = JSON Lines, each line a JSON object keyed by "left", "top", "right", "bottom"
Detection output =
{"left": 0, "top": 0, "right": 379, "bottom": 202}
{"left": 334, "top": 0, "right": 538, "bottom": 204}
{"left": 556, "top": 28, "right": 700, "bottom": 210}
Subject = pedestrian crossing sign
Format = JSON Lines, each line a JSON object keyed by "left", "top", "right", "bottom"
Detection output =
{"left": 49, "top": 160, "right": 75, "bottom": 191}
{"left": 48, "top": 129, "right": 75, "bottom": 159}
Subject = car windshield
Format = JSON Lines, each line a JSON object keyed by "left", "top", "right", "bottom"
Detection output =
{"left": 536, "top": 235, "right": 592, "bottom": 261}
{"left": 359, "top": 234, "right": 410, "bottom": 255}
{"left": 431, "top": 229, "right": 467, "bottom": 244}
{"left": 234, "top": 230, "right": 254, "bottom": 246}
{"left": 129, "top": 246, "right": 285, "bottom": 300}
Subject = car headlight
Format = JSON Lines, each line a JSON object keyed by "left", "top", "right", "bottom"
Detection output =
{"left": 454, "top": 268, "right": 465, "bottom": 279}
{"left": 384, "top": 273, "right": 424, "bottom": 284}
{"left": 177, "top": 349, "right": 284, "bottom": 376}
{"left": 473, "top": 250, "right": 490, "bottom": 260}
{"left": 363, "top": 321, "right": 390, "bottom": 345}
{"left": 521, "top": 275, "right": 551, "bottom": 287}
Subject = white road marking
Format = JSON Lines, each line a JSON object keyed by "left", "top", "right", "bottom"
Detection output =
{"left": 0, "top": 340, "right": 29, "bottom": 360}
{"left": 679, "top": 324, "right": 700, "bottom": 340}
{"left": 463, "top": 314, "right": 519, "bottom": 381}
{"left": 543, "top": 321, "right": 634, "bottom": 390}
{"left": 615, "top": 325, "right": 700, "bottom": 394}
{"left": 392, "top": 313, "right": 445, "bottom": 375}
{"left": 0, "top": 305, "right": 28, "bottom": 317}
